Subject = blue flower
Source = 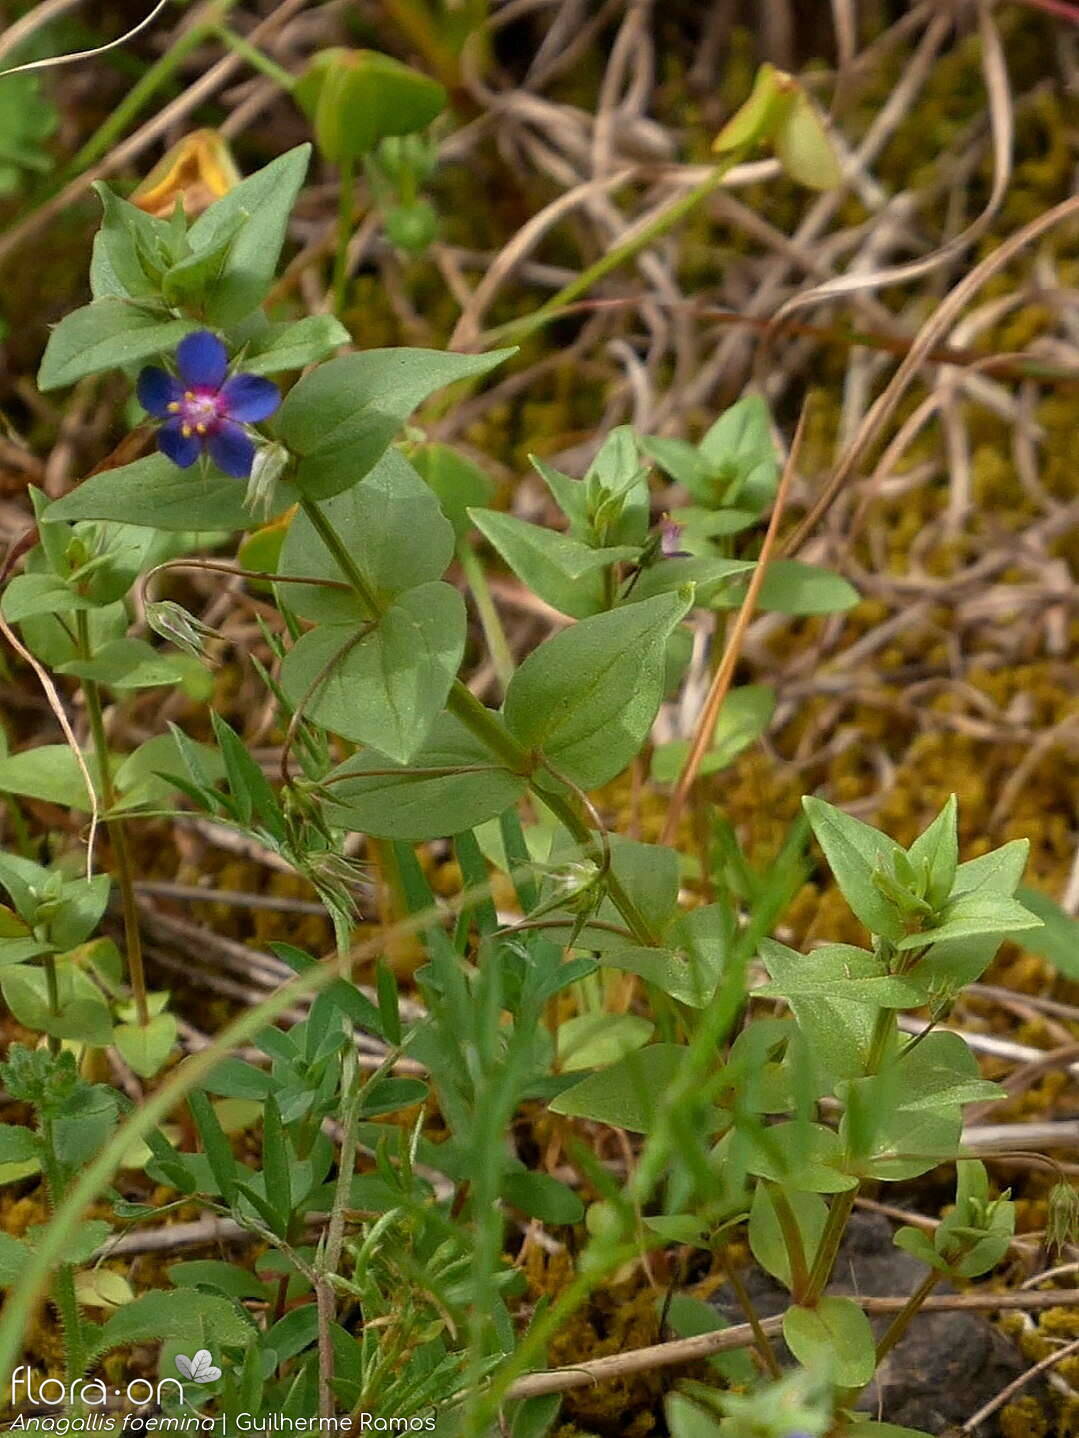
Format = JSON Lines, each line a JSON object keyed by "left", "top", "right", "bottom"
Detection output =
{"left": 137, "top": 331, "right": 280, "bottom": 479}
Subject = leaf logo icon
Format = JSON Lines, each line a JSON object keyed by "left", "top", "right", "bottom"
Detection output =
{"left": 175, "top": 1350, "right": 222, "bottom": 1384}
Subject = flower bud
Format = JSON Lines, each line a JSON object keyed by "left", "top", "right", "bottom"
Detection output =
{"left": 1046, "top": 1180, "right": 1079, "bottom": 1257}
{"left": 244, "top": 441, "right": 291, "bottom": 520}
{"left": 146, "top": 600, "right": 223, "bottom": 663}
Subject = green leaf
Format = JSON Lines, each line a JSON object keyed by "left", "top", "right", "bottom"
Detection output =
{"left": 775, "top": 85, "right": 843, "bottom": 191}
{"left": 501, "top": 1169, "right": 583, "bottom": 1225}
{"left": 359, "top": 1076, "right": 427, "bottom": 1118}
{"left": 783, "top": 1296, "right": 875, "bottom": 1386}
{"left": 843, "top": 1424, "right": 938, "bottom": 1438}
{"left": 879, "top": 1031, "right": 1000, "bottom": 1113}
{"left": 802, "top": 797, "right": 906, "bottom": 941}
{"left": 665, "top": 1394, "right": 724, "bottom": 1438}
{"left": 698, "top": 394, "right": 778, "bottom": 508}
{"left": 58, "top": 638, "right": 187, "bottom": 691}
{"left": 75, "top": 1269, "right": 134, "bottom": 1309}
{"left": 0, "top": 744, "right": 104, "bottom": 810}
{"left": 279, "top": 582, "right": 465, "bottom": 763}
{"left": 557, "top": 1013, "right": 653, "bottom": 1071}
{"left": 907, "top": 795, "right": 958, "bottom": 910}
{"left": 47, "top": 453, "right": 293, "bottom": 531}
{"left": 756, "top": 942, "right": 926, "bottom": 1007}
{"left": 661, "top": 1295, "right": 756, "bottom": 1384}
{"left": 953, "top": 841, "right": 1031, "bottom": 900}
{"left": 295, "top": 50, "right": 446, "bottom": 163}
{"left": 530, "top": 457, "right": 589, "bottom": 537}
{"left": 197, "top": 1058, "right": 275, "bottom": 1101}
{"left": 549, "top": 1044, "right": 687, "bottom": 1133}
{"left": 2, "top": 573, "right": 101, "bottom": 623}
{"left": 187, "top": 1090, "right": 239, "bottom": 1205}
{"left": 113, "top": 1014, "right": 177, "bottom": 1078}
{"left": 470, "top": 508, "right": 637, "bottom": 619}
{"left": 585, "top": 425, "right": 652, "bottom": 546}
{"left": 637, "top": 435, "right": 711, "bottom": 492}
{"left": 651, "top": 684, "right": 775, "bottom": 783}
{"left": 893, "top": 1224, "right": 947, "bottom": 1272}
{"left": 0, "top": 1232, "right": 30, "bottom": 1286}
{"left": 532, "top": 835, "right": 681, "bottom": 953}
{"left": 113, "top": 730, "right": 226, "bottom": 810}
{"left": 185, "top": 144, "right": 311, "bottom": 325}
{"left": 758, "top": 939, "right": 878, "bottom": 1082}
{"left": 263, "top": 1303, "right": 319, "bottom": 1366}
{"left": 509, "top": 1394, "right": 563, "bottom": 1438}
{"left": 633, "top": 555, "right": 755, "bottom": 605}
{"left": 53, "top": 1089, "right": 117, "bottom": 1166}
{"left": 161, "top": 209, "right": 247, "bottom": 310}
{"left": 0, "top": 906, "right": 30, "bottom": 940}
{"left": 38, "top": 300, "right": 194, "bottom": 391}
{"left": 913, "top": 842, "right": 1032, "bottom": 989}
{"left": 712, "top": 64, "right": 793, "bottom": 156}
{"left": 671, "top": 504, "right": 759, "bottom": 541}
{"left": 89, "top": 183, "right": 174, "bottom": 301}
{"left": 899, "top": 893, "right": 1042, "bottom": 951}
{"left": 261, "top": 1097, "right": 292, "bottom": 1234}
{"left": 168, "top": 1260, "right": 270, "bottom": 1302}
{"left": 503, "top": 590, "right": 692, "bottom": 788}
{"left": 52, "top": 874, "right": 113, "bottom": 952}
{"left": 1, "top": 963, "right": 113, "bottom": 1045}
{"left": 1015, "top": 887, "right": 1079, "bottom": 977}
{"left": 714, "top": 558, "right": 859, "bottom": 615}
{"left": 0, "top": 1124, "right": 39, "bottom": 1164}
{"left": 588, "top": 836, "right": 681, "bottom": 937}
{"left": 597, "top": 946, "right": 717, "bottom": 1008}
{"left": 851, "top": 1104, "right": 962, "bottom": 1182}
{"left": 278, "top": 347, "right": 515, "bottom": 500}
{"left": 736, "top": 1120, "right": 856, "bottom": 1193}
{"left": 409, "top": 442, "right": 495, "bottom": 539}
{"left": 241, "top": 315, "right": 349, "bottom": 375}
{"left": 279, "top": 448, "right": 455, "bottom": 621}
{"left": 748, "top": 1184, "right": 827, "bottom": 1290}
{"left": 97, "top": 1289, "right": 253, "bottom": 1355}
{"left": 642, "top": 1214, "right": 707, "bottom": 1244}
{"left": 0, "top": 1157, "right": 40, "bottom": 1186}
{"left": 324, "top": 712, "right": 527, "bottom": 841}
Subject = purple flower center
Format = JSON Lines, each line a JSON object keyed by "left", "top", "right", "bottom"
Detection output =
{"left": 170, "top": 387, "right": 227, "bottom": 438}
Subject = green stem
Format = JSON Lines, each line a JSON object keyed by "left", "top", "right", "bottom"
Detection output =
{"left": 75, "top": 614, "right": 149, "bottom": 1027}
{"left": 41, "top": 953, "right": 62, "bottom": 1057}
{"left": 316, "top": 1049, "right": 359, "bottom": 1419}
{"left": 725, "top": 1260, "right": 782, "bottom": 1378}
{"left": 533, "top": 782, "right": 660, "bottom": 946}
{"left": 874, "top": 1267, "right": 939, "bottom": 1364}
{"left": 803, "top": 1009, "right": 896, "bottom": 1304}
{"left": 67, "top": 1, "right": 241, "bottom": 175}
{"left": 297, "top": 496, "right": 381, "bottom": 618}
{"left": 484, "top": 154, "right": 745, "bottom": 348}
{"left": 379, "top": 0, "right": 464, "bottom": 93}
{"left": 212, "top": 24, "right": 296, "bottom": 89}
{"left": 333, "top": 154, "right": 357, "bottom": 317}
{"left": 766, "top": 1181, "right": 811, "bottom": 1303}
{"left": 298, "top": 495, "right": 659, "bottom": 947}
{"left": 457, "top": 541, "right": 513, "bottom": 695}
{"left": 39, "top": 1123, "right": 84, "bottom": 1386}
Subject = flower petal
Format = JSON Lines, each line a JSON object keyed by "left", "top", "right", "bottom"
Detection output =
{"left": 157, "top": 418, "right": 201, "bottom": 469}
{"left": 136, "top": 367, "right": 183, "bottom": 418}
{"left": 207, "top": 421, "right": 255, "bottom": 478}
{"left": 219, "top": 372, "right": 281, "bottom": 423}
{"left": 176, "top": 331, "right": 228, "bottom": 390}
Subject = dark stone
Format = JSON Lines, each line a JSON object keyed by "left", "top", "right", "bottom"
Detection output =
{"left": 709, "top": 1212, "right": 1037, "bottom": 1436}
